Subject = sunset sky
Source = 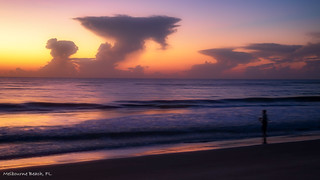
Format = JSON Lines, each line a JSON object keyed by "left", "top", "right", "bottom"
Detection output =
{"left": 1, "top": 0, "right": 320, "bottom": 78}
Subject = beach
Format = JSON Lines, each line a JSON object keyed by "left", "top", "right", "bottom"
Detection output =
{"left": 1, "top": 139, "right": 319, "bottom": 180}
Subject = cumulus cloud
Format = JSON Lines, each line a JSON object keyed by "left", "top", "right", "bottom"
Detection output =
{"left": 39, "top": 38, "right": 79, "bottom": 77}
{"left": 73, "top": 15, "right": 180, "bottom": 77}
{"left": 45, "top": 38, "right": 78, "bottom": 59}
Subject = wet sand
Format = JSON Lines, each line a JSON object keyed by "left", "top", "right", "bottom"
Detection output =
{"left": 1, "top": 139, "right": 320, "bottom": 180}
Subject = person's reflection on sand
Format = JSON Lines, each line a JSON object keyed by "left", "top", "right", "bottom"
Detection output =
{"left": 259, "top": 110, "right": 268, "bottom": 144}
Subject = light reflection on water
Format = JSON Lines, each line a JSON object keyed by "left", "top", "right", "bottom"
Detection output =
{"left": 1, "top": 133, "right": 319, "bottom": 170}
{"left": 0, "top": 109, "right": 190, "bottom": 127}
{"left": 1, "top": 78, "right": 320, "bottom": 170}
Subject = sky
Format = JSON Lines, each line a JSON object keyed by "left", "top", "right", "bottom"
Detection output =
{"left": 1, "top": 0, "right": 320, "bottom": 79}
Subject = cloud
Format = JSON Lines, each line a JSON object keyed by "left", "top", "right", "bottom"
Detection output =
{"left": 200, "top": 48, "right": 255, "bottom": 66}
{"left": 245, "top": 42, "right": 320, "bottom": 61}
{"left": 45, "top": 38, "right": 78, "bottom": 59}
{"left": 3, "top": 14, "right": 319, "bottom": 79}
{"left": 39, "top": 38, "right": 79, "bottom": 77}
{"left": 243, "top": 42, "right": 320, "bottom": 79}
{"left": 302, "top": 60, "right": 320, "bottom": 75}
{"left": 244, "top": 63, "right": 299, "bottom": 79}
{"left": 183, "top": 41, "right": 320, "bottom": 79}
{"left": 244, "top": 42, "right": 320, "bottom": 63}
{"left": 4, "top": 15, "right": 180, "bottom": 78}
{"left": 74, "top": 15, "right": 180, "bottom": 50}
{"left": 73, "top": 15, "right": 180, "bottom": 77}
{"left": 244, "top": 61, "right": 320, "bottom": 79}
{"left": 245, "top": 43, "right": 302, "bottom": 61}
{"left": 293, "top": 42, "right": 320, "bottom": 58}
{"left": 185, "top": 48, "right": 255, "bottom": 78}
{"left": 307, "top": 31, "right": 320, "bottom": 39}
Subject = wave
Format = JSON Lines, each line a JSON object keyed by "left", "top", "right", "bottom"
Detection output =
{"left": 0, "top": 102, "right": 119, "bottom": 112}
{"left": 0, "top": 125, "right": 260, "bottom": 143}
{"left": 223, "top": 96, "right": 320, "bottom": 103}
{"left": 0, "top": 96, "right": 319, "bottom": 112}
{"left": 0, "top": 121, "right": 318, "bottom": 160}
{"left": 119, "top": 96, "right": 320, "bottom": 105}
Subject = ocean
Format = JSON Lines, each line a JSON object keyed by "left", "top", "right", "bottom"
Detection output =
{"left": 0, "top": 78, "right": 320, "bottom": 166}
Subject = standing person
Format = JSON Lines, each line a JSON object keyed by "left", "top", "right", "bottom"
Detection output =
{"left": 259, "top": 110, "right": 268, "bottom": 144}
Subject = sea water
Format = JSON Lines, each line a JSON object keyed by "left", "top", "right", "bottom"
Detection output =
{"left": 0, "top": 78, "right": 320, "bottom": 161}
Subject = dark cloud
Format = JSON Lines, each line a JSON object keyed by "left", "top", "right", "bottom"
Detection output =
{"left": 244, "top": 42, "right": 320, "bottom": 62}
{"left": 184, "top": 61, "right": 223, "bottom": 78}
{"left": 45, "top": 38, "right": 78, "bottom": 59}
{"left": 74, "top": 15, "right": 180, "bottom": 49}
{"left": 244, "top": 63, "right": 299, "bottom": 79}
{"left": 245, "top": 43, "right": 301, "bottom": 54}
{"left": 185, "top": 48, "right": 255, "bottom": 78}
{"left": 184, "top": 42, "right": 320, "bottom": 79}
{"left": 128, "top": 65, "right": 145, "bottom": 74}
{"left": 200, "top": 48, "right": 255, "bottom": 67}
{"left": 293, "top": 43, "right": 320, "bottom": 58}
{"left": 243, "top": 42, "right": 320, "bottom": 79}
{"left": 244, "top": 61, "right": 320, "bottom": 79}
{"left": 245, "top": 43, "right": 302, "bottom": 61}
{"left": 307, "top": 32, "right": 320, "bottom": 39}
{"left": 0, "top": 68, "right": 36, "bottom": 77}
{"left": 302, "top": 60, "right": 320, "bottom": 76}
{"left": 74, "top": 15, "right": 181, "bottom": 77}
{"left": 39, "top": 38, "right": 79, "bottom": 77}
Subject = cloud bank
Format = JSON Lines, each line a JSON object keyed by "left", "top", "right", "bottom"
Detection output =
{"left": 185, "top": 48, "right": 255, "bottom": 78}
{"left": 185, "top": 42, "right": 320, "bottom": 79}
{"left": 307, "top": 31, "right": 320, "bottom": 39}
{"left": 2, "top": 15, "right": 320, "bottom": 79}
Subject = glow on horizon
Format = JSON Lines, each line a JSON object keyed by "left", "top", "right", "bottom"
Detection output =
{"left": 1, "top": 0, "right": 320, "bottom": 78}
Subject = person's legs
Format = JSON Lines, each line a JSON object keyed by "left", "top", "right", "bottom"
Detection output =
{"left": 262, "top": 126, "right": 267, "bottom": 144}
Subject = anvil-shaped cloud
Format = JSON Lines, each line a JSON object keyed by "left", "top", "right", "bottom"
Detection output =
{"left": 73, "top": 15, "right": 180, "bottom": 77}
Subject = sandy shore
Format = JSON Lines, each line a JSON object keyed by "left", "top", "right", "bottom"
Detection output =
{"left": 1, "top": 139, "right": 320, "bottom": 180}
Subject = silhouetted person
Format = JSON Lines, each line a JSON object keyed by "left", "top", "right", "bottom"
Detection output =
{"left": 259, "top": 110, "right": 268, "bottom": 144}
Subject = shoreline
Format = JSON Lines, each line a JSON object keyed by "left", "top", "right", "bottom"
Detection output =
{"left": 1, "top": 132, "right": 320, "bottom": 170}
{"left": 1, "top": 138, "right": 320, "bottom": 180}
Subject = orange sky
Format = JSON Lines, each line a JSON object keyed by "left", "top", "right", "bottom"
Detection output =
{"left": 0, "top": 0, "right": 320, "bottom": 78}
